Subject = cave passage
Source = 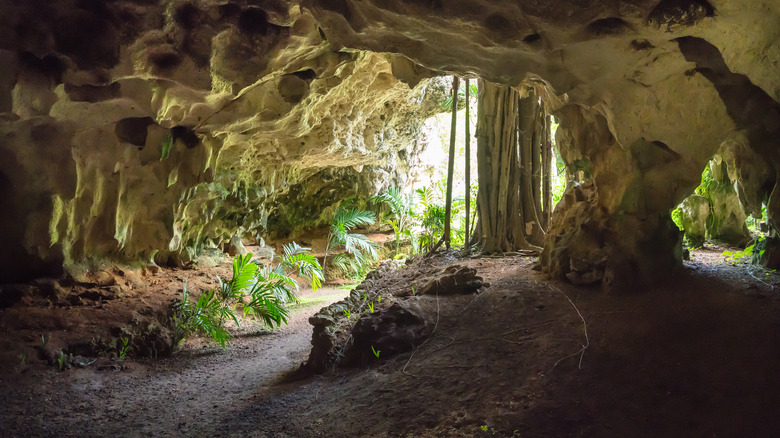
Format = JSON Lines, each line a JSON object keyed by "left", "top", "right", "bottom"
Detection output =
{"left": 2, "top": 0, "right": 780, "bottom": 436}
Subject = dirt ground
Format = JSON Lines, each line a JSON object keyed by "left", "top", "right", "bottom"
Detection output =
{"left": 1, "top": 243, "right": 779, "bottom": 437}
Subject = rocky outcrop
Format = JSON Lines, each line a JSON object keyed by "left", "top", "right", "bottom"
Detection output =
{"left": 679, "top": 195, "right": 710, "bottom": 247}
{"left": 342, "top": 299, "right": 434, "bottom": 365}
{"left": 0, "top": 1, "right": 447, "bottom": 282}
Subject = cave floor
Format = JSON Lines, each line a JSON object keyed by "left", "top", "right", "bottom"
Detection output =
{"left": 2, "top": 245, "right": 780, "bottom": 437}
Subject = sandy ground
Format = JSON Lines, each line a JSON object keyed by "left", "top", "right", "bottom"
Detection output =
{"left": 1, "top": 243, "right": 779, "bottom": 437}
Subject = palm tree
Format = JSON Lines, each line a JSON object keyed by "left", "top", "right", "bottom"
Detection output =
{"left": 324, "top": 207, "right": 379, "bottom": 279}
{"left": 371, "top": 187, "right": 415, "bottom": 255}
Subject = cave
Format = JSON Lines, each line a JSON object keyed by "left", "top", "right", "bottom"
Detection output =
{"left": 1, "top": 1, "right": 779, "bottom": 436}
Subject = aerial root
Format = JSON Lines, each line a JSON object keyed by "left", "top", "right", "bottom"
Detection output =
{"left": 547, "top": 284, "right": 590, "bottom": 373}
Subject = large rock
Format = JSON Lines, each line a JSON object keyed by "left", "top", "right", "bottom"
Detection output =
{"left": 679, "top": 195, "right": 710, "bottom": 247}
{"left": 342, "top": 300, "right": 434, "bottom": 366}
{"left": 416, "top": 265, "right": 483, "bottom": 296}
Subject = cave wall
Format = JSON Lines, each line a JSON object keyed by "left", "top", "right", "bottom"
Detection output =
{"left": 0, "top": 1, "right": 446, "bottom": 282}
{"left": 301, "top": 0, "right": 780, "bottom": 282}
{"left": 1, "top": 0, "right": 779, "bottom": 283}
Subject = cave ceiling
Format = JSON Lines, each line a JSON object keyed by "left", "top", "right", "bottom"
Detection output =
{"left": 0, "top": 0, "right": 778, "bottom": 282}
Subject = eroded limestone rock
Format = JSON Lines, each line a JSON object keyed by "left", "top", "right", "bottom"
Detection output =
{"left": 342, "top": 299, "right": 434, "bottom": 365}
{"left": 679, "top": 195, "right": 710, "bottom": 247}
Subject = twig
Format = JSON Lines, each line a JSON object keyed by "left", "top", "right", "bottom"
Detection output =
{"left": 746, "top": 266, "right": 775, "bottom": 290}
{"left": 547, "top": 284, "right": 590, "bottom": 372}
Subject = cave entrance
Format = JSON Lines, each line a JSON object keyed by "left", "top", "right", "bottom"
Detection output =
{"left": 672, "top": 159, "right": 772, "bottom": 266}
{"left": 410, "top": 78, "right": 566, "bottom": 251}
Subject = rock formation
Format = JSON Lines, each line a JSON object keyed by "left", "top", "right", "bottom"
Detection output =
{"left": 1, "top": 0, "right": 779, "bottom": 285}
{"left": 0, "top": 1, "right": 446, "bottom": 282}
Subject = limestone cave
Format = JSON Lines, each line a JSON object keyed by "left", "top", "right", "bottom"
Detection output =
{"left": 1, "top": 0, "right": 779, "bottom": 436}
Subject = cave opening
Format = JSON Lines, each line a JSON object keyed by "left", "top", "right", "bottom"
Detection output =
{"left": 2, "top": 1, "right": 780, "bottom": 436}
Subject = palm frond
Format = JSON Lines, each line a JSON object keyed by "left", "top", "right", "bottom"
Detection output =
{"left": 344, "top": 233, "right": 379, "bottom": 260}
{"left": 332, "top": 207, "right": 376, "bottom": 231}
{"left": 246, "top": 286, "right": 290, "bottom": 327}
{"left": 278, "top": 243, "right": 324, "bottom": 291}
{"left": 331, "top": 253, "right": 359, "bottom": 276}
{"left": 230, "top": 253, "right": 258, "bottom": 293}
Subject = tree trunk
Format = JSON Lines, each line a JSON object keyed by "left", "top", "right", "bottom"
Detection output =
{"left": 444, "top": 76, "right": 459, "bottom": 249}
{"left": 517, "top": 92, "right": 545, "bottom": 245}
{"left": 475, "top": 81, "right": 549, "bottom": 252}
{"left": 464, "top": 78, "right": 471, "bottom": 246}
{"left": 542, "top": 113, "right": 552, "bottom": 229}
{"left": 475, "top": 81, "right": 530, "bottom": 252}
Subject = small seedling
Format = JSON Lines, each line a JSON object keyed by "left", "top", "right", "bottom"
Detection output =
{"left": 40, "top": 335, "right": 47, "bottom": 346}
{"left": 362, "top": 293, "right": 367, "bottom": 302}
{"left": 118, "top": 337, "right": 131, "bottom": 361}
{"left": 344, "top": 309, "right": 351, "bottom": 318}
{"left": 411, "top": 285, "right": 417, "bottom": 296}
{"left": 377, "top": 295, "right": 382, "bottom": 302}
{"left": 55, "top": 351, "right": 72, "bottom": 371}
{"left": 371, "top": 345, "right": 381, "bottom": 358}
{"left": 367, "top": 302, "right": 375, "bottom": 313}
{"left": 17, "top": 353, "right": 26, "bottom": 367}
{"left": 481, "top": 425, "right": 489, "bottom": 432}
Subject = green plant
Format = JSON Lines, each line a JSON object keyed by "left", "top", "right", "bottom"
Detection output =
{"left": 40, "top": 334, "right": 47, "bottom": 347}
{"left": 160, "top": 132, "right": 173, "bottom": 160}
{"left": 172, "top": 249, "right": 322, "bottom": 349}
{"left": 324, "top": 207, "right": 379, "bottom": 279}
{"left": 415, "top": 186, "right": 447, "bottom": 252}
{"left": 344, "top": 309, "right": 351, "bottom": 318}
{"left": 371, "top": 345, "right": 381, "bottom": 358}
{"left": 276, "top": 242, "right": 324, "bottom": 292}
{"left": 366, "top": 302, "right": 375, "bottom": 313}
{"left": 671, "top": 205, "right": 684, "bottom": 231}
{"left": 118, "top": 337, "right": 131, "bottom": 361}
{"left": 17, "top": 353, "right": 26, "bottom": 367}
{"left": 371, "top": 188, "right": 416, "bottom": 255}
{"left": 441, "top": 81, "right": 479, "bottom": 111}
{"left": 722, "top": 239, "right": 763, "bottom": 263}
{"left": 55, "top": 351, "right": 72, "bottom": 371}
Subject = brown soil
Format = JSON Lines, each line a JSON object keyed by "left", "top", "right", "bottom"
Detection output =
{"left": 2, "top": 243, "right": 780, "bottom": 437}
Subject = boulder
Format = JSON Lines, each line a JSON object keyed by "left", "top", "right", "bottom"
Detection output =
{"left": 343, "top": 300, "right": 434, "bottom": 365}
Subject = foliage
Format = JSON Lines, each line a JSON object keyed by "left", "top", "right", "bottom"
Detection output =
{"left": 671, "top": 205, "right": 684, "bottom": 231}
{"left": 276, "top": 242, "right": 324, "bottom": 292}
{"left": 325, "top": 207, "right": 379, "bottom": 279}
{"left": 413, "top": 181, "right": 476, "bottom": 250}
{"left": 694, "top": 165, "right": 714, "bottom": 197}
{"left": 172, "top": 249, "right": 322, "bottom": 349}
{"left": 118, "top": 337, "right": 131, "bottom": 361}
{"left": 722, "top": 244, "right": 754, "bottom": 263}
{"left": 56, "top": 351, "right": 73, "bottom": 371}
{"left": 745, "top": 203, "right": 768, "bottom": 234}
{"left": 415, "top": 186, "right": 446, "bottom": 252}
{"left": 160, "top": 132, "right": 174, "bottom": 161}
{"left": 722, "top": 236, "right": 766, "bottom": 264}
{"left": 371, "top": 188, "right": 416, "bottom": 255}
{"left": 441, "top": 81, "right": 479, "bottom": 111}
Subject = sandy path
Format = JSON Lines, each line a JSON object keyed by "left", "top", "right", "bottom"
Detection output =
{"left": 2, "top": 287, "right": 349, "bottom": 437}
